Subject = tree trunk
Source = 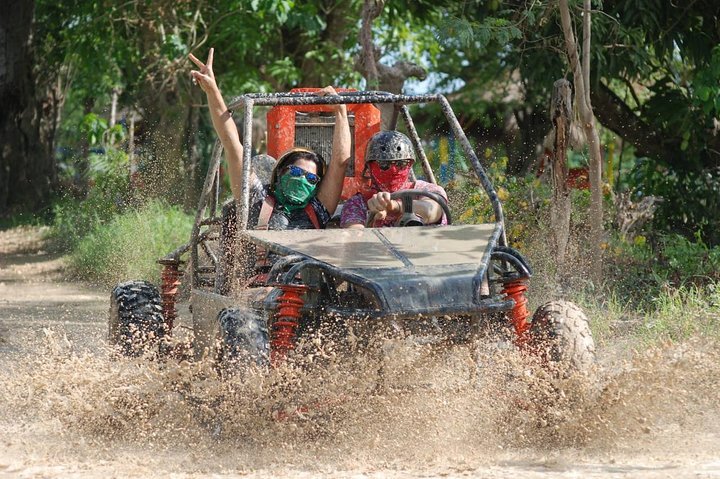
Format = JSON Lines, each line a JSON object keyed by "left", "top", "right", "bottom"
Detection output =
{"left": 359, "top": 0, "right": 383, "bottom": 91}
{"left": 558, "top": 0, "right": 603, "bottom": 284}
{"left": 356, "top": 0, "right": 426, "bottom": 128}
{"left": 549, "top": 79, "right": 573, "bottom": 275}
{"left": 0, "top": 0, "right": 61, "bottom": 216}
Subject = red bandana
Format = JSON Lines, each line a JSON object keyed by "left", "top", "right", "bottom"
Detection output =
{"left": 367, "top": 162, "right": 411, "bottom": 194}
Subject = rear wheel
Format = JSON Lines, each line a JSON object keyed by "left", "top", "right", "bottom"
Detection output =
{"left": 109, "top": 280, "right": 166, "bottom": 357}
{"left": 530, "top": 300, "right": 595, "bottom": 373}
{"left": 217, "top": 308, "right": 269, "bottom": 374}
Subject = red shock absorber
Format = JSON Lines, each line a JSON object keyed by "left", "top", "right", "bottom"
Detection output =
{"left": 270, "top": 284, "right": 307, "bottom": 365}
{"left": 502, "top": 277, "right": 531, "bottom": 346}
{"left": 159, "top": 260, "right": 182, "bottom": 334}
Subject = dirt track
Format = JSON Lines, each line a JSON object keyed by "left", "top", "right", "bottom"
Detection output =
{"left": 1, "top": 226, "right": 719, "bottom": 478}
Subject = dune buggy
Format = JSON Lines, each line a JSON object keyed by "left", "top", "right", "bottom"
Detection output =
{"left": 109, "top": 90, "right": 595, "bottom": 375}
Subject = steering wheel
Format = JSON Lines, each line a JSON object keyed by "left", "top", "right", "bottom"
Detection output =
{"left": 366, "top": 189, "right": 453, "bottom": 227}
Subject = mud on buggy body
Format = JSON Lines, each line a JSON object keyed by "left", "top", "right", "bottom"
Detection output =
{"left": 109, "top": 90, "right": 594, "bottom": 373}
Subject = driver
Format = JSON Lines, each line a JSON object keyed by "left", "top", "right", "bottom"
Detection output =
{"left": 340, "top": 130, "right": 448, "bottom": 228}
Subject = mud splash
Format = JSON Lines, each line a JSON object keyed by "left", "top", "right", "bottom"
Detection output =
{"left": 1, "top": 327, "right": 719, "bottom": 477}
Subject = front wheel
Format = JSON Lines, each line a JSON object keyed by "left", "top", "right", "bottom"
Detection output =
{"left": 108, "top": 280, "right": 166, "bottom": 357}
{"left": 216, "top": 308, "right": 270, "bottom": 375}
{"left": 530, "top": 300, "right": 595, "bottom": 373}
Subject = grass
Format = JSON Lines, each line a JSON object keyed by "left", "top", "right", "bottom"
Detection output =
{"left": 560, "top": 276, "right": 720, "bottom": 351}
{"left": 638, "top": 283, "right": 720, "bottom": 343}
{"left": 517, "top": 225, "right": 720, "bottom": 347}
{"left": 0, "top": 211, "right": 48, "bottom": 229}
{"left": 67, "top": 200, "right": 193, "bottom": 287}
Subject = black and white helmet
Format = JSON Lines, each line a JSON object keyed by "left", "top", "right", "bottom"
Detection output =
{"left": 365, "top": 131, "right": 416, "bottom": 163}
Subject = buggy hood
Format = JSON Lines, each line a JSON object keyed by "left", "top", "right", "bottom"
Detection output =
{"left": 245, "top": 224, "right": 504, "bottom": 316}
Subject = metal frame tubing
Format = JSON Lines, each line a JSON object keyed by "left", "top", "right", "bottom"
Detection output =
{"left": 191, "top": 91, "right": 508, "bottom": 294}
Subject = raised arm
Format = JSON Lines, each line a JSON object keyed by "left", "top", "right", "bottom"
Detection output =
{"left": 315, "top": 87, "right": 350, "bottom": 216}
{"left": 189, "top": 48, "right": 248, "bottom": 201}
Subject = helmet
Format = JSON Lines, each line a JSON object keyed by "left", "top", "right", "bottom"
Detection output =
{"left": 365, "top": 131, "right": 416, "bottom": 163}
{"left": 251, "top": 153, "right": 276, "bottom": 185}
{"left": 269, "top": 147, "right": 326, "bottom": 189}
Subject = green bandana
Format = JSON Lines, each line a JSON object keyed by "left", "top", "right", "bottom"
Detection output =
{"left": 275, "top": 173, "right": 317, "bottom": 212}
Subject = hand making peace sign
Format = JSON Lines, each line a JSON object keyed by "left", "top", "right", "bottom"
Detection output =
{"left": 189, "top": 47, "right": 217, "bottom": 94}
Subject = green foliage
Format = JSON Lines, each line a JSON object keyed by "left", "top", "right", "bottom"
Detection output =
{"left": 27, "top": 0, "right": 720, "bottom": 267}
{"left": 0, "top": 213, "right": 47, "bottom": 229}
{"left": 430, "top": 1, "right": 720, "bottom": 182}
{"left": 454, "top": 149, "right": 599, "bottom": 245}
{"left": 629, "top": 158, "right": 720, "bottom": 246}
{"left": 605, "top": 231, "right": 720, "bottom": 314}
{"left": 562, "top": 232, "right": 720, "bottom": 345}
{"left": 692, "top": 45, "right": 720, "bottom": 117}
{"left": 437, "top": 15, "right": 521, "bottom": 52}
{"left": 451, "top": 143, "right": 720, "bottom": 343}
{"left": 267, "top": 57, "right": 302, "bottom": 86}
{"left": 576, "top": 280, "right": 720, "bottom": 345}
{"left": 436, "top": 16, "right": 476, "bottom": 48}
{"left": 48, "top": 174, "right": 130, "bottom": 251}
{"left": 56, "top": 107, "right": 131, "bottom": 192}
{"left": 452, "top": 149, "right": 558, "bottom": 251}
{"left": 659, "top": 233, "right": 720, "bottom": 282}
{"left": 68, "top": 200, "right": 193, "bottom": 287}
{"left": 638, "top": 283, "right": 720, "bottom": 343}
{"left": 49, "top": 111, "right": 133, "bottom": 251}
{"left": 82, "top": 113, "right": 129, "bottom": 178}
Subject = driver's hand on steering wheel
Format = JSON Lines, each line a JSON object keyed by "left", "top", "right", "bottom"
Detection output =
{"left": 367, "top": 192, "right": 400, "bottom": 222}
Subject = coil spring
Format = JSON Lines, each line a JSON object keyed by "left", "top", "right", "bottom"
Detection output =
{"left": 501, "top": 278, "right": 530, "bottom": 345}
{"left": 270, "top": 284, "right": 307, "bottom": 365}
{"left": 159, "top": 261, "right": 182, "bottom": 334}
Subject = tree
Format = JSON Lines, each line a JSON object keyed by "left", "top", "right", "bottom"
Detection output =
{"left": 356, "top": 0, "right": 429, "bottom": 127}
{"left": 548, "top": 79, "right": 573, "bottom": 275}
{"left": 31, "top": 0, "right": 368, "bottom": 207}
{"left": 431, "top": 1, "right": 720, "bottom": 171}
{"left": 0, "top": 0, "right": 61, "bottom": 216}
{"left": 428, "top": 1, "right": 720, "bottom": 245}
{"left": 4, "top": 0, "right": 458, "bottom": 217}
{"left": 559, "top": 0, "right": 603, "bottom": 283}
{"left": 590, "top": 0, "right": 720, "bottom": 172}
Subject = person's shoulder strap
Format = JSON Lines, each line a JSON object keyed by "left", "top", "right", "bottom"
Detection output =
{"left": 256, "top": 195, "right": 276, "bottom": 230}
{"left": 304, "top": 202, "right": 322, "bottom": 229}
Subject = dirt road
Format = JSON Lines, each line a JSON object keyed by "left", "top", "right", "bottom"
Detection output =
{"left": 1, "top": 227, "right": 719, "bottom": 478}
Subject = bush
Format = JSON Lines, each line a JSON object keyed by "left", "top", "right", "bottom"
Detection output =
{"left": 68, "top": 200, "right": 193, "bottom": 287}
{"left": 47, "top": 174, "right": 130, "bottom": 251}
{"left": 449, "top": 148, "right": 720, "bottom": 344}
{"left": 629, "top": 159, "right": 720, "bottom": 247}
{"left": 606, "top": 231, "right": 720, "bottom": 303}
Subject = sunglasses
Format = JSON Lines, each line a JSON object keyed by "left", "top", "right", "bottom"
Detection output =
{"left": 284, "top": 164, "right": 321, "bottom": 185}
{"left": 375, "top": 160, "right": 411, "bottom": 171}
